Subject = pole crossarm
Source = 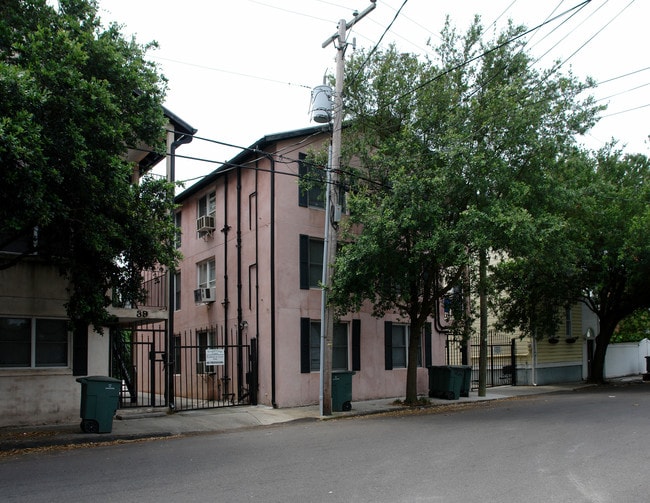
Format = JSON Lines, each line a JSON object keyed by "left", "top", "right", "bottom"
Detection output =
{"left": 322, "top": 1, "right": 377, "bottom": 48}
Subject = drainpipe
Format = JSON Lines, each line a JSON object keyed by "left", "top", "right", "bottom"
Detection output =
{"left": 223, "top": 172, "right": 229, "bottom": 330}
{"left": 236, "top": 166, "right": 244, "bottom": 400}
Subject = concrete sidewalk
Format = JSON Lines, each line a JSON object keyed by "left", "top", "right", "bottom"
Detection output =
{"left": 0, "top": 382, "right": 597, "bottom": 453}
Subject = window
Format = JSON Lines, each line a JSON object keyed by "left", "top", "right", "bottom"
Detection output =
{"left": 391, "top": 324, "right": 408, "bottom": 368}
{"left": 384, "top": 322, "right": 424, "bottom": 370}
{"left": 197, "top": 330, "right": 216, "bottom": 374}
{"left": 197, "top": 191, "right": 216, "bottom": 218}
{"left": 301, "top": 318, "right": 360, "bottom": 373}
{"left": 308, "top": 321, "right": 348, "bottom": 372}
{"left": 174, "top": 272, "right": 181, "bottom": 310}
{"left": 0, "top": 317, "right": 69, "bottom": 368}
{"left": 197, "top": 259, "right": 216, "bottom": 289}
{"left": 565, "top": 306, "right": 572, "bottom": 339}
{"left": 299, "top": 235, "right": 324, "bottom": 289}
{"left": 298, "top": 152, "right": 325, "bottom": 208}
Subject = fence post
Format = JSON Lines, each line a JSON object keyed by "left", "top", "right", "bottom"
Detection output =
{"left": 250, "top": 337, "right": 258, "bottom": 405}
{"left": 511, "top": 338, "right": 517, "bottom": 386}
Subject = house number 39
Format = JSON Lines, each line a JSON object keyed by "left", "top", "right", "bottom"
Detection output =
{"left": 136, "top": 310, "right": 149, "bottom": 318}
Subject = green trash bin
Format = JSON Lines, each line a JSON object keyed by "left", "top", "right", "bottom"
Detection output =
{"left": 458, "top": 365, "right": 472, "bottom": 397}
{"left": 427, "top": 366, "right": 464, "bottom": 400}
{"left": 332, "top": 371, "right": 355, "bottom": 412}
{"left": 76, "top": 376, "right": 121, "bottom": 433}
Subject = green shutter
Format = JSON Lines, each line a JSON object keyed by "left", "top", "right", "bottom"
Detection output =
{"left": 299, "top": 234, "right": 309, "bottom": 290}
{"left": 384, "top": 321, "right": 393, "bottom": 370}
{"left": 352, "top": 319, "right": 361, "bottom": 371}
{"left": 300, "top": 317, "right": 311, "bottom": 373}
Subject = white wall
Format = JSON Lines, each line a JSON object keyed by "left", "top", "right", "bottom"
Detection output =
{"left": 604, "top": 339, "right": 650, "bottom": 378}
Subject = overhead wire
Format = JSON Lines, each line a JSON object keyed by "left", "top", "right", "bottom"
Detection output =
{"left": 347, "top": 0, "right": 409, "bottom": 88}
{"left": 347, "top": 0, "right": 643, "bottom": 155}
{"left": 141, "top": 1, "right": 643, "bottom": 191}
{"left": 392, "top": 0, "right": 592, "bottom": 104}
{"left": 150, "top": 55, "right": 312, "bottom": 89}
{"left": 554, "top": 0, "right": 635, "bottom": 71}
{"left": 529, "top": 0, "right": 605, "bottom": 66}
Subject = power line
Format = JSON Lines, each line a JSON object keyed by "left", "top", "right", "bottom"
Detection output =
{"left": 348, "top": 0, "right": 409, "bottom": 88}
{"left": 595, "top": 81, "right": 650, "bottom": 102}
{"left": 554, "top": 0, "right": 635, "bottom": 71}
{"left": 600, "top": 102, "right": 650, "bottom": 118}
{"left": 151, "top": 55, "right": 312, "bottom": 89}
{"left": 390, "top": 0, "right": 592, "bottom": 106}
{"left": 597, "top": 66, "right": 650, "bottom": 85}
{"left": 530, "top": 0, "right": 604, "bottom": 66}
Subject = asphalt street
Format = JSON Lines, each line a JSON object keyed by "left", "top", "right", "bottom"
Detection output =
{"left": 1, "top": 383, "right": 648, "bottom": 503}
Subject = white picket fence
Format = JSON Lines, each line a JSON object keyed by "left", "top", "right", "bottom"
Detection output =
{"left": 605, "top": 338, "right": 650, "bottom": 378}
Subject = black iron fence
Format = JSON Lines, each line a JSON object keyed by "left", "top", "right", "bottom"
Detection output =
{"left": 111, "top": 323, "right": 257, "bottom": 411}
{"left": 446, "top": 330, "right": 517, "bottom": 389}
{"left": 110, "top": 324, "right": 166, "bottom": 408}
{"left": 171, "top": 326, "right": 257, "bottom": 411}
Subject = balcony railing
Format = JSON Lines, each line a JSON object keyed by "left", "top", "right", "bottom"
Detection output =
{"left": 112, "top": 269, "right": 168, "bottom": 310}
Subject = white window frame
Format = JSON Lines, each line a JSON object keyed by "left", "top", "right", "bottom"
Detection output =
{"left": 197, "top": 259, "right": 216, "bottom": 289}
{"left": 197, "top": 191, "right": 216, "bottom": 219}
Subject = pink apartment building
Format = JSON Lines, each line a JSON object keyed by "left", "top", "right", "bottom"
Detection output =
{"left": 172, "top": 125, "right": 447, "bottom": 409}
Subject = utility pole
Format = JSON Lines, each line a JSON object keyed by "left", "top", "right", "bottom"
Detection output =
{"left": 320, "top": 1, "right": 376, "bottom": 416}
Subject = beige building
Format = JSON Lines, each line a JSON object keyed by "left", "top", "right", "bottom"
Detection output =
{"left": 0, "top": 109, "right": 195, "bottom": 427}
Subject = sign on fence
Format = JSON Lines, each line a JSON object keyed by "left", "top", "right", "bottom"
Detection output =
{"left": 205, "top": 348, "right": 225, "bottom": 366}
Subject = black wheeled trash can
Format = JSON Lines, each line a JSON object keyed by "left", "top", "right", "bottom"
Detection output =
{"left": 427, "top": 366, "right": 464, "bottom": 400}
{"left": 76, "top": 376, "right": 121, "bottom": 433}
{"left": 332, "top": 371, "right": 355, "bottom": 411}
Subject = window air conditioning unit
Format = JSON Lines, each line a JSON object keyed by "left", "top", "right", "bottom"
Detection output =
{"left": 194, "top": 287, "right": 216, "bottom": 304}
{"left": 196, "top": 215, "right": 215, "bottom": 233}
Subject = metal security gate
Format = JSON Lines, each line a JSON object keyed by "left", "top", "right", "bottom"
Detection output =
{"left": 171, "top": 326, "right": 257, "bottom": 411}
{"left": 111, "top": 324, "right": 257, "bottom": 411}
{"left": 110, "top": 324, "right": 167, "bottom": 408}
{"left": 446, "top": 331, "right": 517, "bottom": 390}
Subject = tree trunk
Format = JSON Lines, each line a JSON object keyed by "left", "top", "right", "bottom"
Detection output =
{"left": 406, "top": 319, "right": 423, "bottom": 404}
{"left": 590, "top": 317, "right": 617, "bottom": 384}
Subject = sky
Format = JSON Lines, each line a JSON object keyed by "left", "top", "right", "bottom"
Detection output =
{"left": 96, "top": 0, "right": 650, "bottom": 189}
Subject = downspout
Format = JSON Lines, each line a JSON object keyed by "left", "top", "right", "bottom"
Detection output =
{"left": 223, "top": 173, "right": 229, "bottom": 329}
{"left": 236, "top": 166, "right": 244, "bottom": 400}
{"left": 254, "top": 165, "right": 260, "bottom": 351}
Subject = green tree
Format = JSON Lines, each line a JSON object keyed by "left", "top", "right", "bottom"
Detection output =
{"left": 495, "top": 148, "right": 650, "bottom": 382}
{"left": 329, "top": 17, "right": 600, "bottom": 403}
{"left": 0, "top": 0, "right": 179, "bottom": 329}
{"left": 613, "top": 309, "right": 650, "bottom": 343}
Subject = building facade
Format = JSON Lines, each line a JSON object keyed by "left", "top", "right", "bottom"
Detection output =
{"left": 0, "top": 110, "right": 195, "bottom": 427}
{"left": 172, "top": 125, "right": 446, "bottom": 409}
